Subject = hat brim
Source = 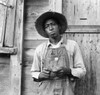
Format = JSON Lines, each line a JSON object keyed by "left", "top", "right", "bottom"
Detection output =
{"left": 35, "top": 11, "right": 67, "bottom": 38}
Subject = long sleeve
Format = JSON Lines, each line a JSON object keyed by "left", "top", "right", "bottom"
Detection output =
{"left": 31, "top": 47, "right": 41, "bottom": 79}
{"left": 31, "top": 42, "right": 47, "bottom": 79}
{"left": 71, "top": 42, "right": 86, "bottom": 78}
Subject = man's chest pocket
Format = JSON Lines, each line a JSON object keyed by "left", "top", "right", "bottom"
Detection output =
{"left": 42, "top": 47, "right": 69, "bottom": 72}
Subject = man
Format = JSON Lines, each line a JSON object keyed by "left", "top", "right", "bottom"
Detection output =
{"left": 31, "top": 11, "right": 86, "bottom": 95}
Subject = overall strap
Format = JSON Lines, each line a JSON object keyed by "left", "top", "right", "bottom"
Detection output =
{"left": 62, "top": 34, "right": 68, "bottom": 45}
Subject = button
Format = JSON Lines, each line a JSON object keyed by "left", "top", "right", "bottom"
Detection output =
{"left": 55, "top": 57, "right": 58, "bottom": 61}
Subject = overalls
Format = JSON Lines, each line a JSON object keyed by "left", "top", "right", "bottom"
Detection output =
{"left": 38, "top": 45, "right": 75, "bottom": 95}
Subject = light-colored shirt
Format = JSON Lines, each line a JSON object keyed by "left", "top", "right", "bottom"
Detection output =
{"left": 31, "top": 34, "right": 86, "bottom": 79}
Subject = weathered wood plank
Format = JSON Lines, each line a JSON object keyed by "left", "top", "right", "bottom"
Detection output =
{"left": 24, "top": 39, "right": 47, "bottom": 49}
{"left": 0, "top": 0, "right": 8, "bottom": 46}
{"left": 24, "top": 0, "right": 51, "bottom": 40}
{"left": 95, "top": 34, "right": 100, "bottom": 95}
{"left": 0, "top": 54, "right": 10, "bottom": 95}
{"left": 10, "top": 0, "right": 24, "bottom": 95}
{"left": 4, "top": 0, "right": 17, "bottom": 47}
{"left": 22, "top": 64, "right": 39, "bottom": 95}
{"left": 49, "top": 0, "right": 62, "bottom": 13}
{"left": 0, "top": 47, "right": 17, "bottom": 54}
{"left": 25, "top": 0, "right": 49, "bottom": 6}
{"left": 62, "top": 0, "right": 100, "bottom": 25}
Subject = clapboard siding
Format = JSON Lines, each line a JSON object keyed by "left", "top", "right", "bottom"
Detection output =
{"left": 25, "top": 0, "right": 49, "bottom": 6}
{"left": 24, "top": 39, "right": 47, "bottom": 49}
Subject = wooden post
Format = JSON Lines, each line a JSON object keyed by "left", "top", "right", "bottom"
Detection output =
{"left": 10, "top": 0, "right": 24, "bottom": 95}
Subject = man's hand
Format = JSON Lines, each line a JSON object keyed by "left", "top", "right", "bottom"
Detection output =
{"left": 49, "top": 71, "right": 57, "bottom": 79}
{"left": 39, "top": 68, "right": 50, "bottom": 80}
{"left": 39, "top": 68, "right": 58, "bottom": 81}
{"left": 56, "top": 67, "right": 71, "bottom": 78}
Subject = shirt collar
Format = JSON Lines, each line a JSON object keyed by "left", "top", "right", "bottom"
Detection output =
{"left": 47, "top": 35, "right": 65, "bottom": 48}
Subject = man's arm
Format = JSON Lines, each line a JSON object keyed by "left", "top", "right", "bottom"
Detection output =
{"left": 71, "top": 42, "right": 86, "bottom": 78}
{"left": 31, "top": 46, "right": 57, "bottom": 82}
{"left": 31, "top": 46, "right": 42, "bottom": 80}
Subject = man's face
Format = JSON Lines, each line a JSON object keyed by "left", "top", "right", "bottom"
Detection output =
{"left": 44, "top": 19, "right": 60, "bottom": 38}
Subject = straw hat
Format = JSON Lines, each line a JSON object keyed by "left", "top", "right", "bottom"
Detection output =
{"left": 35, "top": 11, "right": 67, "bottom": 38}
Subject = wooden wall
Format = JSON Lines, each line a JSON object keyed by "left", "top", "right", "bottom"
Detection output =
{"left": 22, "top": 0, "right": 49, "bottom": 95}
{"left": 24, "top": 0, "right": 50, "bottom": 40}
{"left": 0, "top": 1, "right": 12, "bottom": 95}
{"left": 0, "top": 0, "right": 7, "bottom": 46}
{"left": 0, "top": 54, "right": 10, "bottom": 95}
{"left": 66, "top": 33, "right": 100, "bottom": 95}
{"left": 23, "top": 34, "right": 100, "bottom": 95}
{"left": 63, "top": 0, "right": 100, "bottom": 25}
{"left": 22, "top": 0, "right": 100, "bottom": 95}
{"left": 0, "top": 0, "right": 24, "bottom": 95}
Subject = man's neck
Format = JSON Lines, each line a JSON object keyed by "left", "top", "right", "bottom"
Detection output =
{"left": 49, "top": 35, "right": 61, "bottom": 45}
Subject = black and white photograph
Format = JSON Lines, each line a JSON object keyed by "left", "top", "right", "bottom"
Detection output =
{"left": 0, "top": 0, "right": 100, "bottom": 95}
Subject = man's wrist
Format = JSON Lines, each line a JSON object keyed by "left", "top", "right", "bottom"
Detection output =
{"left": 49, "top": 71, "right": 56, "bottom": 79}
